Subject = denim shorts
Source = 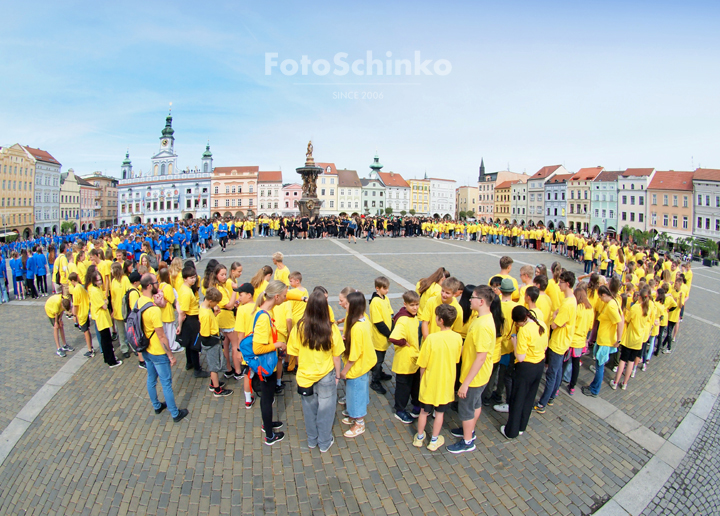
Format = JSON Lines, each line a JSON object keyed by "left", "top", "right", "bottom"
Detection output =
{"left": 346, "top": 372, "right": 370, "bottom": 419}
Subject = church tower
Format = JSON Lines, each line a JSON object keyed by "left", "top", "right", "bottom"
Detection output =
{"left": 151, "top": 108, "right": 179, "bottom": 176}
{"left": 369, "top": 153, "right": 383, "bottom": 179}
{"left": 202, "top": 142, "right": 213, "bottom": 174}
{"left": 478, "top": 158, "right": 486, "bottom": 182}
{"left": 121, "top": 151, "right": 132, "bottom": 179}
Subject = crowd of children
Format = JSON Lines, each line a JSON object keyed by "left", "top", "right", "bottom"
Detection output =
{"left": 33, "top": 217, "right": 693, "bottom": 452}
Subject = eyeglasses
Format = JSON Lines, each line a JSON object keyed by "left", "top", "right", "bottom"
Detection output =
{"left": 470, "top": 296, "right": 482, "bottom": 300}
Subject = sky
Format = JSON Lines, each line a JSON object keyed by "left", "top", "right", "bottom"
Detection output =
{"left": 1, "top": 0, "right": 719, "bottom": 185}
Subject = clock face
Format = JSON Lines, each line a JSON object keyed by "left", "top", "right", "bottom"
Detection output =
{"left": 162, "top": 139, "right": 168, "bottom": 146}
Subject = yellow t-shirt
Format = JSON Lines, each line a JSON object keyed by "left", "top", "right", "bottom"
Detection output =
{"left": 273, "top": 302, "right": 290, "bottom": 342}
{"left": 110, "top": 278, "right": 126, "bottom": 321}
{"left": 274, "top": 266, "right": 290, "bottom": 286}
{"left": 216, "top": 280, "right": 236, "bottom": 330}
{"left": 287, "top": 287, "right": 309, "bottom": 324}
{"left": 597, "top": 298, "right": 622, "bottom": 346}
{"left": 72, "top": 284, "right": 90, "bottom": 325}
{"left": 489, "top": 274, "right": 520, "bottom": 302}
{"left": 287, "top": 323, "right": 345, "bottom": 388}
{"left": 389, "top": 314, "right": 420, "bottom": 374}
{"left": 234, "top": 302, "right": 256, "bottom": 335}
{"left": 345, "top": 319, "right": 377, "bottom": 379}
{"left": 624, "top": 303, "right": 652, "bottom": 350}
{"left": 495, "top": 300, "right": 518, "bottom": 361}
{"left": 460, "top": 313, "right": 496, "bottom": 387}
{"left": 420, "top": 295, "right": 464, "bottom": 335}
{"left": 88, "top": 285, "right": 112, "bottom": 331}
{"left": 369, "top": 295, "right": 393, "bottom": 352}
{"left": 515, "top": 319, "right": 548, "bottom": 364}
{"left": 178, "top": 284, "right": 199, "bottom": 316}
{"left": 571, "top": 305, "right": 594, "bottom": 349}
{"left": 417, "top": 330, "right": 462, "bottom": 406}
{"left": 138, "top": 295, "right": 165, "bottom": 355}
{"left": 416, "top": 281, "right": 441, "bottom": 312}
{"left": 548, "top": 296, "right": 577, "bottom": 355}
{"left": 159, "top": 283, "right": 176, "bottom": 323}
{"left": 535, "top": 294, "right": 553, "bottom": 328}
{"left": 45, "top": 294, "right": 64, "bottom": 318}
{"left": 253, "top": 280, "right": 269, "bottom": 302}
{"left": 172, "top": 273, "right": 184, "bottom": 293}
{"left": 199, "top": 305, "right": 219, "bottom": 337}
{"left": 545, "top": 279, "right": 562, "bottom": 313}
{"left": 54, "top": 255, "right": 69, "bottom": 284}
{"left": 668, "top": 287, "right": 684, "bottom": 323}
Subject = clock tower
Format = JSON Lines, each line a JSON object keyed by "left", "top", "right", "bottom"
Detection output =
{"left": 151, "top": 109, "right": 178, "bottom": 176}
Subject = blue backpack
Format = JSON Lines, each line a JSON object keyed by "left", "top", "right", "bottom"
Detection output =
{"left": 239, "top": 310, "right": 278, "bottom": 381}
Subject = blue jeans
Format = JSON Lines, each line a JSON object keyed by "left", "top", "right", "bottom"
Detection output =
{"left": 301, "top": 370, "right": 337, "bottom": 449}
{"left": 589, "top": 358, "right": 604, "bottom": 395}
{"left": 538, "top": 349, "right": 564, "bottom": 406}
{"left": 0, "top": 279, "right": 8, "bottom": 302}
{"left": 584, "top": 260, "right": 592, "bottom": 274}
{"left": 346, "top": 372, "right": 370, "bottom": 419}
{"left": 142, "top": 351, "right": 179, "bottom": 418}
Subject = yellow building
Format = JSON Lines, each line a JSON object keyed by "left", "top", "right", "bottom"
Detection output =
{"left": 59, "top": 168, "right": 81, "bottom": 233}
{"left": 456, "top": 185, "right": 478, "bottom": 218}
{"left": 0, "top": 144, "right": 35, "bottom": 239}
{"left": 409, "top": 178, "right": 430, "bottom": 215}
{"left": 493, "top": 180, "right": 514, "bottom": 222}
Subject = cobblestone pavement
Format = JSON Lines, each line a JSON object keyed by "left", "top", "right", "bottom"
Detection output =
{"left": 642, "top": 395, "right": 720, "bottom": 515}
{"left": 0, "top": 237, "right": 718, "bottom": 515}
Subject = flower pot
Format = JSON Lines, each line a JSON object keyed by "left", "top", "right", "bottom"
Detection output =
{"left": 703, "top": 258, "right": 712, "bottom": 267}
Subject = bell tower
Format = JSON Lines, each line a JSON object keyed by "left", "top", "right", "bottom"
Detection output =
{"left": 202, "top": 142, "right": 213, "bottom": 174}
{"left": 121, "top": 151, "right": 132, "bottom": 179}
{"left": 151, "top": 105, "right": 179, "bottom": 176}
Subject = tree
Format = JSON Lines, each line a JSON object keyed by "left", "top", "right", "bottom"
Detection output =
{"left": 400, "top": 210, "right": 407, "bottom": 216}
{"left": 657, "top": 232, "right": 671, "bottom": 250}
{"left": 61, "top": 221, "right": 75, "bottom": 234}
{"left": 384, "top": 207, "right": 393, "bottom": 215}
{"left": 458, "top": 210, "right": 466, "bottom": 220}
{"left": 409, "top": 209, "right": 416, "bottom": 216}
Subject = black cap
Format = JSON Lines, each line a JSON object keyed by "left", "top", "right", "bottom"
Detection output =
{"left": 129, "top": 271, "right": 142, "bottom": 284}
{"left": 234, "top": 282, "right": 255, "bottom": 295}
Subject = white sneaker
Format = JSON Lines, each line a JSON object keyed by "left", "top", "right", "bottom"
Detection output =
{"left": 612, "top": 366, "right": 618, "bottom": 373}
{"left": 642, "top": 363, "right": 647, "bottom": 371}
{"left": 609, "top": 380, "right": 618, "bottom": 390}
{"left": 589, "top": 365, "right": 596, "bottom": 373}
{"left": 631, "top": 368, "right": 636, "bottom": 378}
{"left": 621, "top": 383, "right": 627, "bottom": 390}
{"left": 493, "top": 403, "right": 509, "bottom": 413}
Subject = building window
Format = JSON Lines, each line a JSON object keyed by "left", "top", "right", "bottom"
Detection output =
{"left": 706, "top": 195, "right": 711, "bottom": 206}
{"left": 330, "top": 189, "right": 334, "bottom": 196}
{"left": 652, "top": 194, "right": 657, "bottom": 205}
{"left": 609, "top": 210, "right": 614, "bottom": 219}
{"left": 684, "top": 196, "right": 688, "bottom": 208}
{"left": 639, "top": 197, "right": 644, "bottom": 206}
{"left": 698, "top": 194, "right": 702, "bottom": 205}
{"left": 651, "top": 212, "right": 657, "bottom": 225}
{"left": 672, "top": 195, "right": 677, "bottom": 207}
{"left": 329, "top": 201, "right": 334, "bottom": 208}
{"left": 321, "top": 189, "right": 325, "bottom": 196}
{"left": 595, "top": 209, "right": 599, "bottom": 217}
{"left": 683, "top": 216, "right": 688, "bottom": 230}
{"left": 622, "top": 212, "right": 627, "bottom": 221}
{"left": 622, "top": 195, "right": 627, "bottom": 204}
{"left": 630, "top": 196, "right": 635, "bottom": 205}
{"left": 698, "top": 216, "right": 703, "bottom": 228}
{"left": 706, "top": 218, "right": 711, "bottom": 230}
{"left": 630, "top": 212, "right": 635, "bottom": 222}
{"left": 663, "top": 195, "right": 668, "bottom": 206}
{"left": 322, "top": 177, "right": 326, "bottom": 184}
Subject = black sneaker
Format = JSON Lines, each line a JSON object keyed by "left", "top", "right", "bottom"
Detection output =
{"left": 223, "top": 370, "right": 236, "bottom": 379}
{"left": 274, "top": 384, "right": 284, "bottom": 395}
{"left": 380, "top": 372, "right": 393, "bottom": 382}
{"left": 233, "top": 370, "right": 246, "bottom": 380}
{"left": 370, "top": 381, "right": 387, "bottom": 395}
{"left": 264, "top": 431, "right": 285, "bottom": 446}
{"left": 209, "top": 381, "right": 226, "bottom": 391}
{"left": 450, "top": 428, "right": 476, "bottom": 441}
{"left": 138, "top": 361, "right": 147, "bottom": 369}
{"left": 213, "top": 388, "right": 233, "bottom": 398}
{"left": 154, "top": 402, "right": 167, "bottom": 414}
{"left": 173, "top": 408, "right": 189, "bottom": 422}
{"left": 261, "top": 421, "right": 284, "bottom": 432}
{"left": 123, "top": 352, "right": 130, "bottom": 359}
{"left": 111, "top": 332, "right": 118, "bottom": 341}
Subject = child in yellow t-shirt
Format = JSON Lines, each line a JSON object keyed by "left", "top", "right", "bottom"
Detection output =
{"left": 388, "top": 291, "right": 421, "bottom": 422}
{"left": 419, "top": 277, "right": 464, "bottom": 339}
{"left": 233, "top": 282, "right": 257, "bottom": 408}
{"left": 200, "top": 288, "right": 232, "bottom": 397}
{"left": 413, "top": 304, "right": 463, "bottom": 452}
{"left": 369, "top": 276, "right": 394, "bottom": 393}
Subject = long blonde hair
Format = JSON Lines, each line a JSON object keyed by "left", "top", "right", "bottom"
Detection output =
{"left": 169, "top": 257, "right": 183, "bottom": 282}
{"left": 254, "top": 280, "right": 287, "bottom": 311}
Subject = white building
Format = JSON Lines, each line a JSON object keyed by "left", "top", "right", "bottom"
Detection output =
{"left": 336, "top": 169, "right": 362, "bottom": 214}
{"left": 25, "top": 146, "right": 61, "bottom": 235}
{"left": 692, "top": 168, "right": 720, "bottom": 242}
{"left": 377, "top": 168, "right": 410, "bottom": 214}
{"left": 360, "top": 176, "right": 385, "bottom": 215}
{"left": 617, "top": 168, "right": 656, "bottom": 232}
{"left": 316, "top": 162, "right": 339, "bottom": 215}
{"left": 511, "top": 181, "right": 528, "bottom": 224}
{"left": 257, "top": 171, "right": 282, "bottom": 215}
{"left": 118, "top": 111, "right": 213, "bottom": 225}
{"left": 429, "top": 177, "right": 456, "bottom": 218}
{"left": 527, "top": 165, "right": 567, "bottom": 226}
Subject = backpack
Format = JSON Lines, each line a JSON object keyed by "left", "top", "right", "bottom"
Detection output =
{"left": 239, "top": 310, "right": 278, "bottom": 381}
{"left": 121, "top": 288, "right": 137, "bottom": 321}
{"left": 125, "top": 300, "right": 156, "bottom": 353}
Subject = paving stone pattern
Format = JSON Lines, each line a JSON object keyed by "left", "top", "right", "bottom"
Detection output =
{"left": 0, "top": 304, "right": 88, "bottom": 433}
{"left": 642, "top": 395, "right": 720, "bottom": 516}
{"left": 0, "top": 237, "right": 717, "bottom": 515}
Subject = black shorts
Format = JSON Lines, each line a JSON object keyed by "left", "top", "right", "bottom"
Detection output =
{"left": 347, "top": 228, "right": 355, "bottom": 236}
{"left": 78, "top": 319, "right": 90, "bottom": 333}
{"left": 619, "top": 345, "right": 641, "bottom": 362}
{"left": 420, "top": 402, "right": 450, "bottom": 414}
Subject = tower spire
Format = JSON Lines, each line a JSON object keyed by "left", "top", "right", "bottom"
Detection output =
{"left": 478, "top": 158, "right": 485, "bottom": 182}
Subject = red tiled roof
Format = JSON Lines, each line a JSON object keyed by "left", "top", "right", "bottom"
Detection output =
{"left": 649, "top": 171, "right": 694, "bottom": 191}
{"left": 546, "top": 173, "right": 574, "bottom": 184}
{"left": 316, "top": 162, "right": 337, "bottom": 175}
{"left": 337, "top": 169, "right": 362, "bottom": 188}
{"left": 23, "top": 145, "right": 61, "bottom": 165}
{"left": 571, "top": 167, "right": 603, "bottom": 181}
{"left": 594, "top": 170, "right": 623, "bottom": 182}
{"left": 377, "top": 171, "right": 409, "bottom": 188}
{"left": 693, "top": 168, "right": 720, "bottom": 182}
{"left": 530, "top": 165, "right": 562, "bottom": 180}
{"left": 213, "top": 166, "right": 259, "bottom": 175}
{"left": 495, "top": 180, "right": 515, "bottom": 190}
{"left": 258, "top": 171, "right": 282, "bottom": 183}
{"left": 622, "top": 168, "right": 654, "bottom": 177}
{"left": 76, "top": 177, "right": 97, "bottom": 188}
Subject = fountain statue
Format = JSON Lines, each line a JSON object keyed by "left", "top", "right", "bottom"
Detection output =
{"left": 296, "top": 140, "right": 323, "bottom": 217}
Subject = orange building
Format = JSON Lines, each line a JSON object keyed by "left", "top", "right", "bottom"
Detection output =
{"left": 648, "top": 170, "right": 695, "bottom": 241}
{"left": 211, "top": 166, "right": 258, "bottom": 218}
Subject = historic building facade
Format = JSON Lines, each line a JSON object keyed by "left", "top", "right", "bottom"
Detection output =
{"left": 117, "top": 112, "right": 213, "bottom": 224}
{"left": 82, "top": 173, "right": 119, "bottom": 228}
{"left": 0, "top": 144, "right": 36, "bottom": 239}
{"left": 211, "top": 166, "right": 258, "bottom": 219}
{"left": 25, "top": 146, "right": 61, "bottom": 236}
